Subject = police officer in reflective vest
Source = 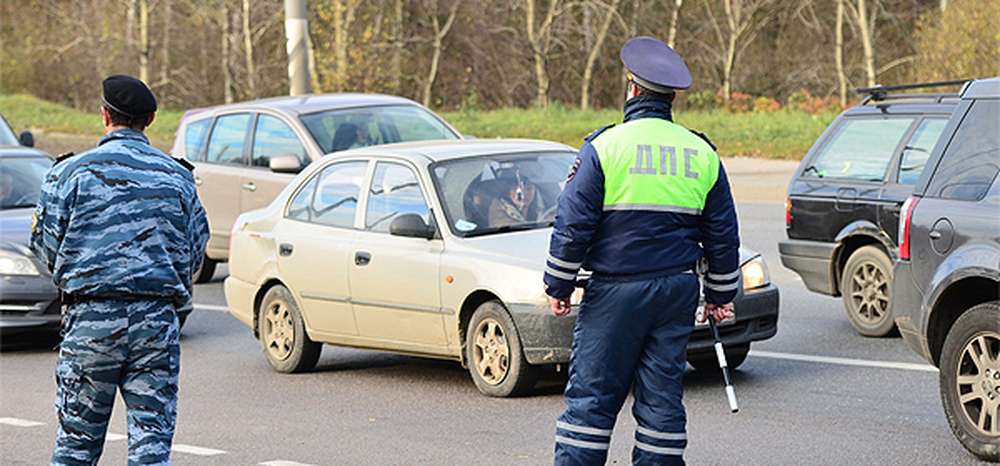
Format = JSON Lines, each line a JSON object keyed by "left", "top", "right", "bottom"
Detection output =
{"left": 31, "top": 75, "right": 209, "bottom": 465}
{"left": 545, "top": 37, "right": 740, "bottom": 465}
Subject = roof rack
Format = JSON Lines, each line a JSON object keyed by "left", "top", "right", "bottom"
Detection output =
{"left": 857, "top": 79, "right": 970, "bottom": 104}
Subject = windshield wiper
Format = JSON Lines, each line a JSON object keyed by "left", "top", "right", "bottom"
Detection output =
{"left": 464, "top": 222, "right": 549, "bottom": 238}
{"left": 803, "top": 165, "right": 824, "bottom": 178}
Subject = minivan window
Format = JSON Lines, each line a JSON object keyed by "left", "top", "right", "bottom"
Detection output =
{"left": 927, "top": 100, "right": 1000, "bottom": 201}
{"left": 898, "top": 118, "right": 947, "bottom": 185}
{"left": 206, "top": 113, "right": 251, "bottom": 165}
{"left": 365, "top": 163, "right": 430, "bottom": 233}
{"left": 311, "top": 161, "right": 368, "bottom": 228}
{"left": 251, "top": 115, "right": 307, "bottom": 167}
{"left": 300, "top": 105, "right": 457, "bottom": 154}
{"left": 184, "top": 119, "right": 212, "bottom": 161}
{"left": 808, "top": 118, "right": 914, "bottom": 181}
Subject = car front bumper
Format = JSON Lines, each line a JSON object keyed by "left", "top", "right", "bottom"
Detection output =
{"left": 0, "top": 274, "right": 61, "bottom": 334}
{"left": 509, "top": 282, "right": 780, "bottom": 365}
{"left": 779, "top": 239, "right": 838, "bottom": 295}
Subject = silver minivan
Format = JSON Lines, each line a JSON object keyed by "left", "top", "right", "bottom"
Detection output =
{"left": 170, "top": 94, "right": 461, "bottom": 282}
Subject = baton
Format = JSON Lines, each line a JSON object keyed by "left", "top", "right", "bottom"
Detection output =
{"left": 708, "top": 314, "right": 740, "bottom": 414}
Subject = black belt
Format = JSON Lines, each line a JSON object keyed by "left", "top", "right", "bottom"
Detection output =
{"left": 589, "top": 264, "right": 694, "bottom": 283}
{"left": 60, "top": 292, "right": 175, "bottom": 306}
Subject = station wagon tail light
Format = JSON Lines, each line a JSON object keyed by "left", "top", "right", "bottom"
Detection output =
{"left": 784, "top": 198, "right": 792, "bottom": 228}
{"left": 899, "top": 196, "right": 919, "bottom": 260}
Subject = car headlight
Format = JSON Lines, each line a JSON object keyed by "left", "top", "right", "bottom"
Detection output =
{"left": 0, "top": 250, "right": 40, "bottom": 276}
{"left": 741, "top": 256, "right": 769, "bottom": 290}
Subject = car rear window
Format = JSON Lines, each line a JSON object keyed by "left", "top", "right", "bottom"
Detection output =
{"left": 184, "top": 118, "right": 212, "bottom": 161}
{"left": 926, "top": 100, "right": 1000, "bottom": 201}
{"left": 807, "top": 117, "right": 914, "bottom": 181}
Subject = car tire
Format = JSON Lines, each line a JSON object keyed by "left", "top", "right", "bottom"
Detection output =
{"left": 257, "top": 285, "right": 321, "bottom": 373}
{"left": 939, "top": 301, "right": 1000, "bottom": 462}
{"left": 465, "top": 300, "right": 539, "bottom": 397}
{"left": 841, "top": 245, "right": 896, "bottom": 337}
{"left": 194, "top": 256, "right": 217, "bottom": 284}
{"left": 688, "top": 343, "right": 750, "bottom": 372}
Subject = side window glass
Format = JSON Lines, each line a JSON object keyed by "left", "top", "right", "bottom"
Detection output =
{"left": 184, "top": 119, "right": 212, "bottom": 161}
{"left": 252, "top": 115, "right": 307, "bottom": 168}
{"left": 287, "top": 175, "right": 318, "bottom": 221}
{"left": 897, "top": 119, "right": 947, "bottom": 185}
{"left": 365, "top": 163, "right": 431, "bottom": 233}
{"left": 311, "top": 161, "right": 368, "bottom": 228}
{"left": 927, "top": 101, "right": 1000, "bottom": 201}
{"left": 808, "top": 118, "right": 914, "bottom": 181}
{"left": 206, "top": 113, "right": 251, "bottom": 165}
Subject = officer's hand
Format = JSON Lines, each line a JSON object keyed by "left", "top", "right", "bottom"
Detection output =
{"left": 548, "top": 296, "right": 572, "bottom": 317}
{"left": 701, "top": 303, "right": 734, "bottom": 324}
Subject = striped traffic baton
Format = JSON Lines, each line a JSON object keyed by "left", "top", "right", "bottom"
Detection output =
{"left": 708, "top": 314, "right": 740, "bottom": 414}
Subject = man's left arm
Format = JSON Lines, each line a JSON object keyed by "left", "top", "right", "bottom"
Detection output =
{"left": 544, "top": 142, "right": 604, "bottom": 309}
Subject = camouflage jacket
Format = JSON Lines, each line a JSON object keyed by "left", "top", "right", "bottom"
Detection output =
{"left": 30, "top": 128, "right": 209, "bottom": 304}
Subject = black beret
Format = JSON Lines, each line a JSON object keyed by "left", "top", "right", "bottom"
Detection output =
{"left": 102, "top": 75, "right": 157, "bottom": 117}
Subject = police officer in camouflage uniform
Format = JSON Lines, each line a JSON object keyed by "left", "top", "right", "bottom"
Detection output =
{"left": 545, "top": 37, "right": 741, "bottom": 465}
{"left": 31, "top": 75, "right": 209, "bottom": 465}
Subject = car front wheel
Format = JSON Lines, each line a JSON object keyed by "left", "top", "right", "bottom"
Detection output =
{"left": 688, "top": 343, "right": 750, "bottom": 372}
{"left": 257, "top": 285, "right": 321, "bottom": 373}
{"left": 194, "top": 256, "right": 217, "bottom": 284}
{"left": 841, "top": 245, "right": 895, "bottom": 337}
{"left": 465, "top": 300, "right": 539, "bottom": 397}
{"left": 939, "top": 301, "right": 1000, "bottom": 462}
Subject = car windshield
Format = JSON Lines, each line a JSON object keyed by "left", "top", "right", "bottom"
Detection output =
{"left": 0, "top": 157, "right": 52, "bottom": 209}
{"left": 0, "top": 116, "right": 19, "bottom": 146}
{"left": 431, "top": 151, "right": 576, "bottom": 237}
{"left": 300, "top": 105, "right": 458, "bottom": 154}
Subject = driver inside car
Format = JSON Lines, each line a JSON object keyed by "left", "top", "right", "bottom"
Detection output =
{"left": 488, "top": 170, "right": 540, "bottom": 227}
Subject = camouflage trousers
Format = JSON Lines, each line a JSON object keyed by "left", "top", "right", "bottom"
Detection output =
{"left": 52, "top": 299, "right": 180, "bottom": 466}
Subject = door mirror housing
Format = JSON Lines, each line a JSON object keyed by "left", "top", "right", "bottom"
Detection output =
{"left": 389, "top": 214, "right": 435, "bottom": 240}
{"left": 269, "top": 154, "right": 303, "bottom": 173}
{"left": 18, "top": 131, "right": 34, "bottom": 147}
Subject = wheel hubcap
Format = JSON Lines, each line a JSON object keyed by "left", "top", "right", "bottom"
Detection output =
{"left": 955, "top": 332, "right": 1000, "bottom": 437}
{"left": 849, "top": 262, "right": 889, "bottom": 325}
{"left": 472, "top": 318, "right": 510, "bottom": 385}
{"left": 263, "top": 300, "right": 295, "bottom": 361}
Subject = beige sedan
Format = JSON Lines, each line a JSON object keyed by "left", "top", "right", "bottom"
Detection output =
{"left": 224, "top": 140, "right": 779, "bottom": 397}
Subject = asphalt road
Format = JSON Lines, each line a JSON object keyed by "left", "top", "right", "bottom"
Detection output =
{"left": 0, "top": 201, "right": 989, "bottom": 465}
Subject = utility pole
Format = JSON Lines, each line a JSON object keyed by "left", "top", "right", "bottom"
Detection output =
{"left": 284, "top": 0, "right": 311, "bottom": 96}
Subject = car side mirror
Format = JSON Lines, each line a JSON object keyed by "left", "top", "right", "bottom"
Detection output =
{"left": 269, "top": 154, "right": 302, "bottom": 174}
{"left": 389, "top": 214, "right": 435, "bottom": 240}
{"left": 18, "top": 131, "right": 34, "bottom": 147}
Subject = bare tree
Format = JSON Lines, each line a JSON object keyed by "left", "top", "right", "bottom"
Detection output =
{"left": 390, "top": 0, "right": 406, "bottom": 93}
{"left": 421, "top": 1, "right": 460, "bottom": 107}
{"left": 242, "top": 0, "right": 255, "bottom": 98}
{"left": 845, "top": 0, "right": 877, "bottom": 87}
{"left": 330, "top": 0, "right": 362, "bottom": 91}
{"left": 525, "top": 0, "right": 564, "bottom": 108}
{"left": 835, "top": 0, "right": 847, "bottom": 106}
{"left": 667, "top": 0, "right": 683, "bottom": 48}
{"left": 139, "top": 0, "right": 150, "bottom": 83}
{"left": 702, "top": 0, "right": 772, "bottom": 104}
{"left": 580, "top": 0, "right": 622, "bottom": 110}
{"left": 221, "top": 1, "right": 233, "bottom": 103}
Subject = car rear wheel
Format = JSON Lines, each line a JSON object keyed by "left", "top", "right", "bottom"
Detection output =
{"left": 841, "top": 245, "right": 895, "bottom": 337}
{"left": 688, "top": 343, "right": 750, "bottom": 372}
{"left": 257, "top": 285, "right": 321, "bottom": 373}
{"left": 940, "top": 301, "right": 1000, "bottom": 462}
{"left": 465, "top": 300, "right": 538, "bottom": 397}
{"left": 194, "top": 256, "right": 217, "bottom": 284}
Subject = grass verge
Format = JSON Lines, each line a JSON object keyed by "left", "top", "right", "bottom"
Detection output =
{"left": 1, "top": 94, "right": 836, "bottom": 159}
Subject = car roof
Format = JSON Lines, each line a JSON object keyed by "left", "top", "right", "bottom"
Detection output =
{"left": 184, "top": 93, "right": 421, "bottom": 119}
{"left": 0, "top": 147, "right": 50, "bottom": 159}
{"left": 962, "top": 77, "right": 1000, "bottom": 99}
{"left": 843, "top": 98, "right": 958, "bottom": 117}
{"left": 322, "top": 139, "right": 576, "bottom": 164}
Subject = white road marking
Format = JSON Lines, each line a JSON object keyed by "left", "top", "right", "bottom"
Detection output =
{"left": 172, "top": 444, "right": 227, "bottom": 456}
{"left": 751, "top": 350, "right": 938, "bottom": 373}
{"left": 193, "top": 304, "right": 230, "bottom": 313}
{"left": 260, "top": 461, "right": 318, "bottom": 466}
{"left": 106, "top": 433, "right": 127, "bottom": 441}
{"left": 0, "top": 417, "right": 44, "bottom": 427}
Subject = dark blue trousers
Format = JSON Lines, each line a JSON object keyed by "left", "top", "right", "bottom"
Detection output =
{"left": 554, "top": 272, "right": 698, "bottom": 466}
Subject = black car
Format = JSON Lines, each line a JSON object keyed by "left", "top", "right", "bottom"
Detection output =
{"left": 892, "top": 77, "right": 999, "bottom": 461}
{"left": 779, "top": 81, "right": 963, "bottom": 337}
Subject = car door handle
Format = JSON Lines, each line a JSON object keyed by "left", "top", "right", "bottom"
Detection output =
{"left": 355, "top": 251, "right": 371, "bottom": 266}
{"left": 194, "top": 176, "right": 203, "bottom": 186}
{"left": 928, "top": 231, "right": 942, "bottom": 240}
{"left": 241, "top": 182, "right": 257, "bottom": 192}
{"left": 278, "top": 243, "right": 294, "bottom": 256}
